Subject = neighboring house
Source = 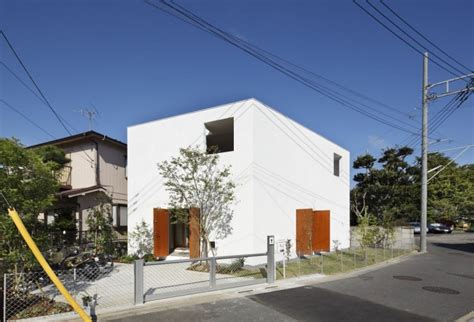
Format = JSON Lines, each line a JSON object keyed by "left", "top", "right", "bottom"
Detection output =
{"left": 128, "top": 99, "right": 350, "bottom": 260}
{"left": 29, "top": 131, "right": 128, "bottom": 237}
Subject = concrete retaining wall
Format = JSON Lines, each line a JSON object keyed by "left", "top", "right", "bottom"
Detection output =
{"left": 350, "top": 226, "right": 415, "bottom": 250}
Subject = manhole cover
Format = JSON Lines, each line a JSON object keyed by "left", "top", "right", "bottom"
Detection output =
{"left": 422, "top": 286, "right": 460, "bottom": 295}
{"left": 393, "top": 275, "right": 422, "bottom": 281}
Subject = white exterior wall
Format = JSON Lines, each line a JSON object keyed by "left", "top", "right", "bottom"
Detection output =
{"left": 127, "top": 99, "right": 256, "bottom": 254}
{"left": 127, "top": 99, "right": 350, "bottom": 257}
{"left": 251, "top": 103, "right": 350, "bottom": 256}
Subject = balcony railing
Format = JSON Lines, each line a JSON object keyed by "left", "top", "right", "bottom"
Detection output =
{"left": 57, "top": 165, "right": 72, "bottom": 188}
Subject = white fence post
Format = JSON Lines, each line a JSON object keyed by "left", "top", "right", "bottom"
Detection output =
{"left": 134, "top": 259, "right": 144, "bottom": 305}
{"left": 210, "top": 257, "right": 217, "bottom": 288}
{"left": 3, "top": 273, "right": 6, "bottom": 322}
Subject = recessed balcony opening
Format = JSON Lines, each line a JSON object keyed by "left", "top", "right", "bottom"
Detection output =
{"left": 205, "top": 117, "right": 234, "bottom": 153}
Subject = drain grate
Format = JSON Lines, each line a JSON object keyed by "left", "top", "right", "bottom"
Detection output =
{"left": 393, "top": 275, "right": 422, "bottom": 281}
{"left": 422, "top": 286, "right": 460, "bottom": 295}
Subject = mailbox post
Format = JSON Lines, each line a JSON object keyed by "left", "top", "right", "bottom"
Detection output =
{"left": 267, "top": 235, "right": 275, "bottom": 283}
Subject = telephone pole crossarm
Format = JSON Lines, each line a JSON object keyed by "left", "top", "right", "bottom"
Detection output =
{"left": 427, "top": 72, "right": 474, "bottom": 99}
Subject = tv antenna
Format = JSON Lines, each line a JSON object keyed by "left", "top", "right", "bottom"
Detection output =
{"left": 74, "top": 105, "right": 100, "bottom": 131}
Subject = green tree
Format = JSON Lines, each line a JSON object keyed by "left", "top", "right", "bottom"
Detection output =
{"left": 0, "top": 138, "right": 68, "bottom": 273}
{"left": 352, "top": 146, "right": 473, "bottom": 225}
{"left": 129, "top": 220, "right": 153, "bottom": 258}
{"left": 422, "top": 153, "right": 474, "bottom": 222}
{"left": 352, "top": 147, "right": 418, "bottom": 223}
{"left": 86, "top": 195, "right": 113, "bottom": 254}
{"left": 158, "top": 146, "right": 236, "bottom": 257}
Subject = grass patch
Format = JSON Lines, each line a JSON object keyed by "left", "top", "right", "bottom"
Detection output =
{"left": 276, "top": 247, "right": 412, "bottom": 280}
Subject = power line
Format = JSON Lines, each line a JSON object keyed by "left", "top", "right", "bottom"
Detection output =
{"left": 0, "top": 61, "right": 79, "bottom": 133}
{"left": 353, "top": 1, "right": 468, "bottom": 80}
{"left": 146, "top": 0, "right": 424, "bottom": 136}
{"left": 365, "top": 1, "right": 470, "bottom": 76}
{"left": 380, "top": 0, "right": 472, "bottom": 73}
{"left": 0, "top": 99, "right": 56, "bottom": 139}
{"left": 163, "top": 0, "right": 418, "bottom": 127}
{"left": 0, "top": 30, "right": 72, "bottom": 135}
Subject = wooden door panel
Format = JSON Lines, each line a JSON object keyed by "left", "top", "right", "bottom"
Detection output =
{"left": 296, "top": 209, "right": 313, "bottom": 255}
{"left": 189, "top": 208, "right": 200, "bottom": 258}
{"left": 153, "top": 208, "right": 170, "bottom": 257}
{"left": 313, "top": 210, "right": 330, "bottom": 252}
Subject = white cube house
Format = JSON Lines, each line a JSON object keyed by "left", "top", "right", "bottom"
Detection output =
{"left": 127, "top": 98, "right": 350, "bottom": 259}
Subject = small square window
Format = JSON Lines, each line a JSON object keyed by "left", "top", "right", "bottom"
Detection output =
{"left": 205, "top": 117, "right": 234, "bottom": 153}
{"left": 333, "top": 153, "right": 342, "bottom": 177}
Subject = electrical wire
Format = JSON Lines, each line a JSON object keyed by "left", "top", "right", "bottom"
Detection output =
{"left": 353, "top": 1, "right": 468, "bottom": 81}
{"left": 145, "top": 0, "right": 423, "bottom": 136}
{"left": 0, "top": 61, "right": 79, "bottom": 133}
{"left": 0, "top": 31, "right": 72, "bottom": 135}
{"left": 380, "top": 0, "right": 472, "bottom": 73}
{"left": 365, "top": 0, "right": 470, "bottom": 77}
{"left": 0, "top": 99, "right": 55, "bottom": 139}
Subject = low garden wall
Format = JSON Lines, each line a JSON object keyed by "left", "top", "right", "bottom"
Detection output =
{"left": 350, "top": 226, "right": 415, "bottom": 250}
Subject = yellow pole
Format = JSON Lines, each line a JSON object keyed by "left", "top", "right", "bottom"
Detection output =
{"left": 7, "top": 208, "right": 91, "bottom": 322}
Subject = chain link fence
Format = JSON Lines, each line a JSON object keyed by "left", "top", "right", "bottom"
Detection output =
{"left": 3, "top": 263, "right": 133, "bottom": 321}
{"left": 275, "top": 244, "right": 415, "bottom": 280}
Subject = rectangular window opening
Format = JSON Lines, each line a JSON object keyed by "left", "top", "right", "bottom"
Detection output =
{"left": 333, "top": 153, "right": 342, "bottom": 177}
{"left": 205, "top": 117, "right": 234, "bottom": 153}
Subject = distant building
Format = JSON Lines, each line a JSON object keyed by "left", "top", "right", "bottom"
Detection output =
{"left": 29, "top": 131, "right": 128, "bottom": 236}
{"left": 128, "top": 99, "right": 350, "bottom": 259}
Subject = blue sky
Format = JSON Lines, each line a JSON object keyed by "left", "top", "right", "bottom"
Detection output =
{"left": 1, "top": 0, "right": 473, "bottom": 168}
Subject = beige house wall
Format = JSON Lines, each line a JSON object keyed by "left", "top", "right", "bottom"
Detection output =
{"left": 98, "top": 141, "right": 127, "bottom": 205}
{"left": 63, "top": 141, "right": 97, "bottom": 189}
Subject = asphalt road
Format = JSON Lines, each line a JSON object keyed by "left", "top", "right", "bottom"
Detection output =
{"left": 108, "top": 232, "right": 474, "bottom": 322}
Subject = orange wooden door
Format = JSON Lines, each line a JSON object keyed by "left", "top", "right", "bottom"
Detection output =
{"left": 189, "top": 208, "right": 200, "bottom": 258}
{"left": 313, "top": 210, "right": 330, "bottom": 252}
{"left": 153, "top": 208, "right": 170, "bottom": 257}
{"left": 296, "top": 209, "right": 314, "bottom": 255}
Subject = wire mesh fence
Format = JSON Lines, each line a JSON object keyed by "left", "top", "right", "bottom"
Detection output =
{"left": 142, "top": 253, "right": 270, "bottom": 302}
{"left": 3, "top": 263, "right": 134, "bottom": 321}
{"left": 214, "top": 254, "right": 268, "bottom": 286}
{"left": 275, "top": 244, "right": 415, "bottom": 280}
{"left": 144, "top": 260, "right": 211, "bottom": 299}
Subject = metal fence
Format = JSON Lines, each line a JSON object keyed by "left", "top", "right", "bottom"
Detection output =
{"left": 135, "top": 236, "right": 275, "bottom": 304}
{"left": 3, "top": 263, "right": 133, "bottom": 321}
{"left": 275, "top": 244, "right": 415, "bottom": 280}
{"left": 2, "top": 237, "right": 414, "bottom": 321}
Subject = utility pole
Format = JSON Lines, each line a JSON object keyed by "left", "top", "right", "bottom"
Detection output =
{"left": 419, "top": 53, "right": 473, "bottom": 253}
{"left": 420, "top": 52, "right": 428, "bottom": 253}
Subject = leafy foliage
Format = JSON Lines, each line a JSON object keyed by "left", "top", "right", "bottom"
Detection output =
{"left": 0, "top": 138, "right": 68, "bottom": 273}
{"left": 129, "top": 220, "right": 153, "bottom": 258}
{"left": 86, "top": 195, "right": 113, "bottom": 254}
{"left": 351, "top": 146, "right": 474, "bottom": 224}
{"left": 158, "top": 146, "right": 236, "bottom": 257}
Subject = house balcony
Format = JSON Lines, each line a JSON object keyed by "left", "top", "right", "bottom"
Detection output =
{"left": 57, "top": 165, "right": 72, "bottom": 190}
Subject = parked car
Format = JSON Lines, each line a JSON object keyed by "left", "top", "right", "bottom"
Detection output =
{"left": 409, "top": 222, "right": 430, "bottom": 234}
{"left": 428, "top": 223, "right": 453, "bottom": 234}
{"left": 409, "top": 222, "right": 421, "bottom": 234}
